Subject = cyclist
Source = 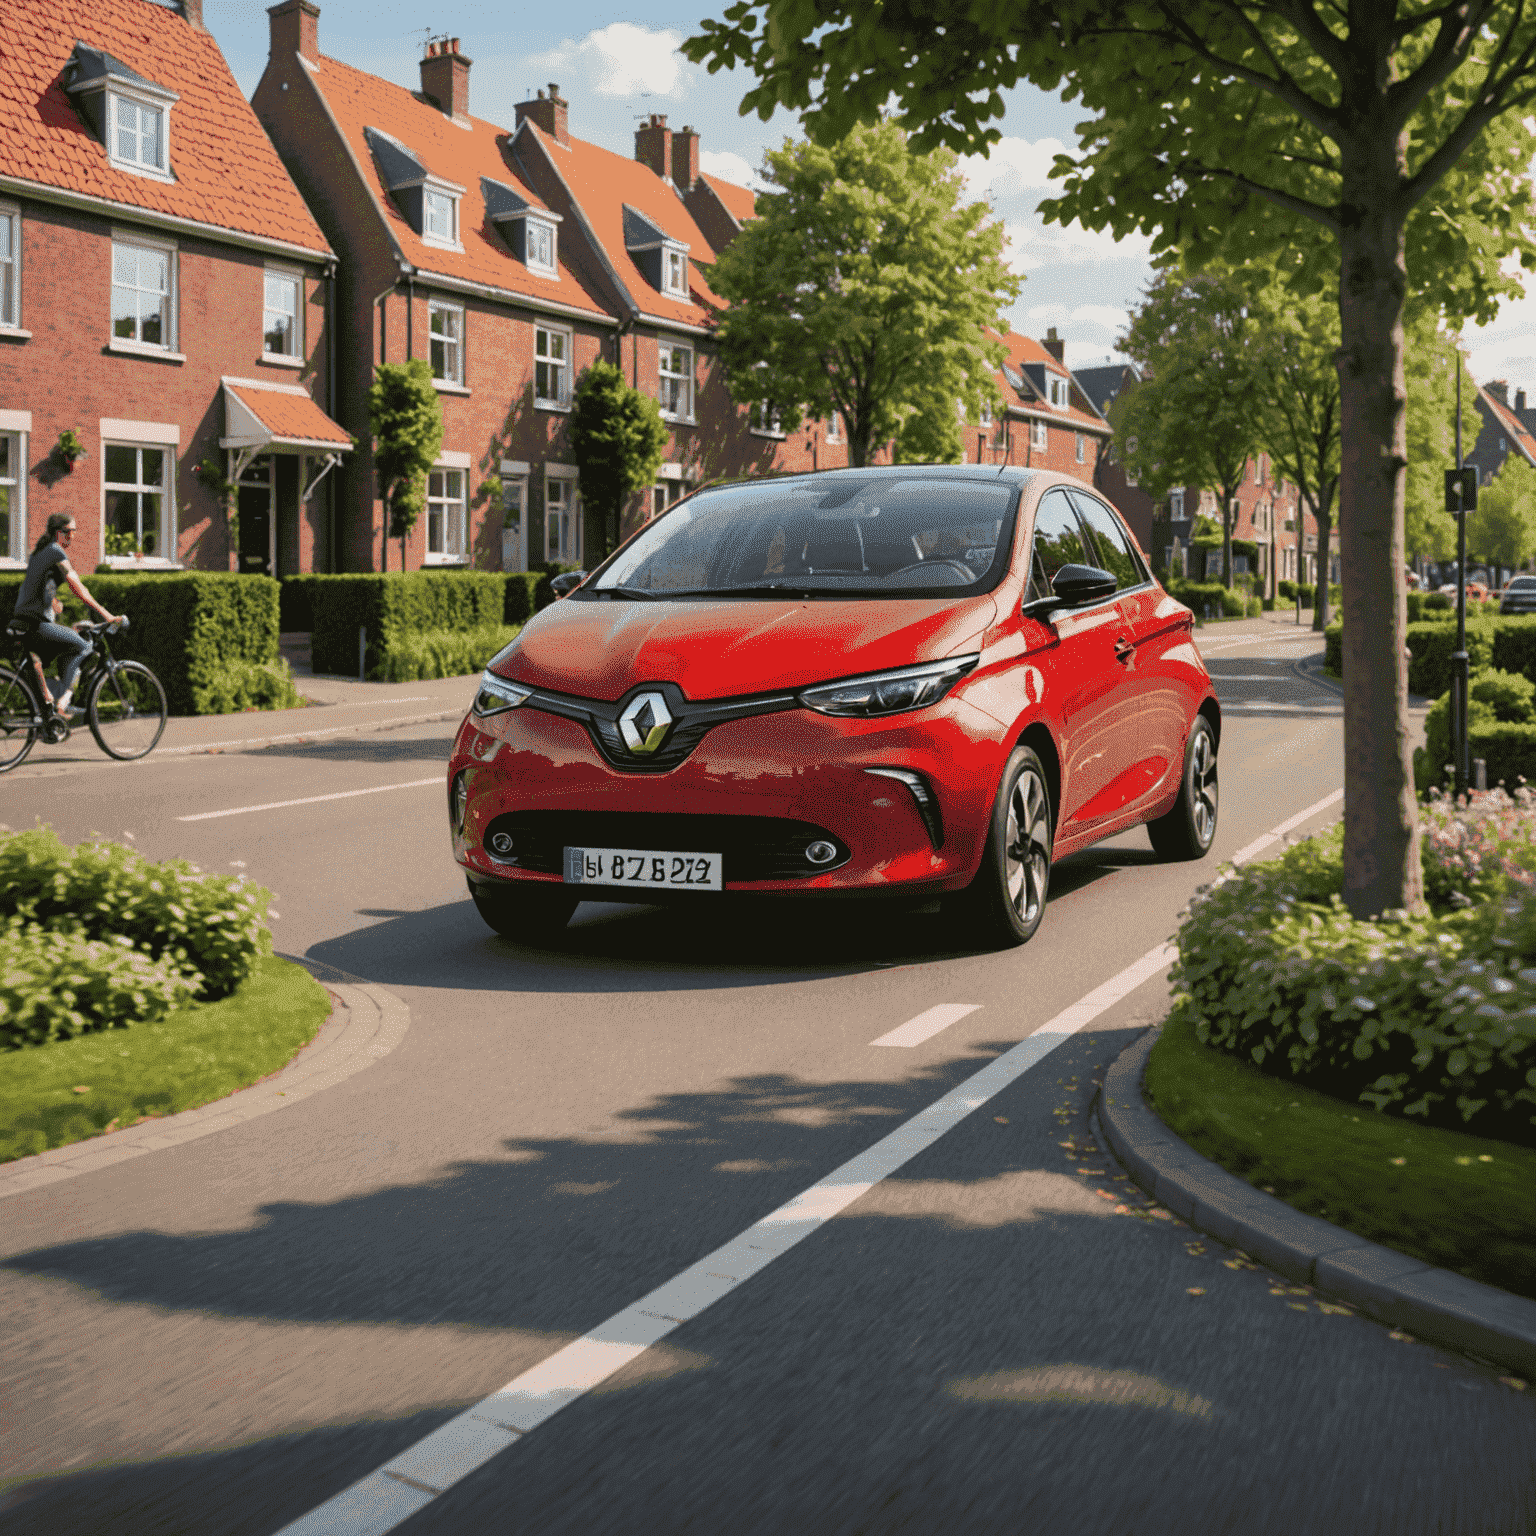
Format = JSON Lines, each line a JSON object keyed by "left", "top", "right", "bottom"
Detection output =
{"left": 13, "top": 512, "right": 123, "bottom": 721}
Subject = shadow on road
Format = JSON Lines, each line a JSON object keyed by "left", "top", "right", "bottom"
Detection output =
{"left": 252, "top": 735, "right": 453, "bottom": 766}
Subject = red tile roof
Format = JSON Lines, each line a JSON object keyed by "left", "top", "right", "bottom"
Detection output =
{"left": 993, "top": 330, "right": 1112, "bottom": 435}
{"left": 520, "top": 120, "right": 724, "bottom": 329}
{"left": 1481, "top": 388, "right": 1536, "bottom": 466}
{"left": 223, "top": 377, "right": 351, "bottom": 450}
{"left": 699, "top": 172, "right": 756, "bottom": 226}
{"left": 0, "top": 0, "right": 329, "bottom": 256}
{"left": 303, "top": 54, "right": 615, "bottom": 320}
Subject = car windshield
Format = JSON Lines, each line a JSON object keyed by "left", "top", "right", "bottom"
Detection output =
{"left": 586, "top": 476, "right": 1023, "bottom": 599}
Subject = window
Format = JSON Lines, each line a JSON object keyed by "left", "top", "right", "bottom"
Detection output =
{"left": 526, "top": 218, "right": 556, "bottom": 275}
{"left": 0, "top": 432, "right": 21, "bottom": 561}
{"left": 659, "top": 343, "right": 694, "bottom": 420}
{"left": 426, "top": 468, "right": 466, "bottom": 562}
{"left": 978, "top": 399, "right": 993, "bottom": 428}
{"left": 535, "top": 325, "right": 570, "bottom": 408}
{"left": 104, "top": 442, "right": 170, "bottom": 557}
{"left": 1256, "top": 456, "right": 1265, "bottom": 485}
{"left": 546, "top": 477, "right": 581, "bottom": 563}
{"left": 424, "top": 188, "right": 457, "bottom": 245}
{"left": 1026, "top": 489, "right": 1093, "bottom": 602}
{"left": 1169, "top": 489, "right": 1184, "bottom": 521}
{"left": 1046, "top": 374, "right": 1069, "bottom": 408}
{"left": 749, "top": 402, "right": 783, "bottom": 436}
{"left": 263, "top": 268, "right": 301, "bottom": 358}
{"left": 0, "top": 206, "right": 18, "bottom": 330}
{"left": 826, "top": 414, "right": 842, "bottom": 444}
{"left": 111, "top": 236, "right": 173, "bottom": 349}
{"left": 653, "top": 477, "right": 690, "bottom": 518}
{"left": 1030, "top": 419, "right": 1047, "bottom": 451}
{"left": 664, "top": 248, "right": 688, "bottom": 297}
{"left": 111, "top": 94, "right": 165, "bottom": 174}
{"left": 1075, "top": 432, "right": 1085, "bottom": 464}
{"left": 429, "top": 299, "right": 464, "bottom": 386}
{"left": 1070, "top": 489, "right": 1147, "bottom": 590}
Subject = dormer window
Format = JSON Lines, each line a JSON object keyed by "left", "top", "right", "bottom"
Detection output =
{"left": 622, "top": 205, "right": 691, "bottom": 301}
{"left": 481, "top": 178, "right": 562, "bottom": 278}
{"left": 362, "top": 128, "right": 464, "bottom": 250}
{"left": 65, "top": 44, "right": 178, "bottom": 183}
{"left": 424, "top": 188, "right": 456, "bottom": 244}
{"left": 664, "top": 248, "right": 688, "bottom": 297}
{"left": 526, "top": 218, "right": 556, "bottom": 275}
{"left": 1046, "top": 374, "right": 1070, "bottom": 409}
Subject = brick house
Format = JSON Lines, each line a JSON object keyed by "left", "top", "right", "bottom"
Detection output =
{"left": 1469, "top": 379, "right": 1536, "bottom": 488}
{"left": 0, "top": 0, "right": 347, "bottom": 579}
{"left": 252, "top": 7, "right": 848, "bottom": 575}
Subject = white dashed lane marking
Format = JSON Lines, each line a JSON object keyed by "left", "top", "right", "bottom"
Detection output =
{"left": 871, "top": 1004, "right": 982, "bottom": 1048}
{"left": 178, "top": 778, "right": 441, "bottom": 821}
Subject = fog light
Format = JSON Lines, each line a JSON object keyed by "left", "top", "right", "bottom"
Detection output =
{"left": 806, "top": 840, "right": 838, "bottom": 865}
{"left": 449, "top": 772, "right": 468, "bottom": 836}
{"left": 484, "top": 813, "right": 521, "bottom": 863}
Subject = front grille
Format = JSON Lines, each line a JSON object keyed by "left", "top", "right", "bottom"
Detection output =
{"left": 482, "top": 811, "right": 850, "bottom": 881}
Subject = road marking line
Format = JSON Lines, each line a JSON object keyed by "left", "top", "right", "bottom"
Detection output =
{"left": 1210, "top": 674, "right": 1315, "bottom": 682}
{"left": 178, "top": 778, "right": 440, "bottom": 821}
{"left": 871, "top": 1003, "right": 981, "bottom": 1048}
{"left": 275, "top": 790, "right": 1346, "bottom": 1536}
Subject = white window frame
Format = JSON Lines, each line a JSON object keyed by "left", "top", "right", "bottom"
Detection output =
{"left": 262, "top": 265, "right": 303, "bottom": 362}
{"left": 429, "top": 298, "right": 465, "bottom": 388}
{"left": 658, "top": 341, "right": 694, "bottom": 422}
{"left": 978, "top": 399, "right": 993, "bottom": 428}
{"left": 1075, "top": 432, "right": 1085, "bottom": 464}
{"left": 535, "top": 324, "right": 571, "bottom": 410}
{"left": 499, "top": 458, "right": 530, "bottom": 572}
{"left": 110, "top": 231, "right": 177, "bottom": 354}
{"left": 749, "top": 401, "right": 784, "bottom": 438}
{"left": 0, "top": 202, "right": 20, "bottom": 332}
{"left": 526, "top": 218, "right": 557, "bottom": 277}
{"left": 1124, "top": 434, "right": 1139, "bottom": 487}
{"left": 545, "top": 475, "right": 581, "bottom": 564}
{"left": 1169, "top": 489, "right": 1185, "bottom": 521}
{"left": 653, "top": 476, "right": 691, "bottom": 519}
{"left": 1046, "top": 374, "right": 1069, "bottom": 409}
{"left": 102, "top": 438, "right": 175, "bottom": 565}
{"left": 0, "top": 421, "right": 26, "bottom": 565}
{"left": 422, "top": 185, "right": 460, "bottom": 250}
{"left": 107, "top": 89, "right": 173, "bottom": 180}
{"left": 1030, "top": 418, "right": 1047, "bottom": 452}
{"left": 663, "top": 246, "right": 689, "bottom": 297}
{"left": 825, "top": 413, "right": 842, "bottom": 444}
{"left": 425, "top": 465, "right": 467, "bottom": 564}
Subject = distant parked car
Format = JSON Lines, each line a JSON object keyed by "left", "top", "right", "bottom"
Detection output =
{"left": 1438, "top": 580, "right": 1489, "bottom": 602}
{"left": 1500, "top": 575, "right": 1536, "bottom": 615}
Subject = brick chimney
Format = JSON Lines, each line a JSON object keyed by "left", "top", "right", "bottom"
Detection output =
{"left": 1043, "top": 326, "right": 1065, "bottom": 363}
{"left": 635, "top": 114, "right": 671, "bottom": 181}
{"left": 1488, "top": 379, "right": 1510, "bottom": 405}
{"left": 179, "top": 0, "right": 206, "bottom": 27}
{"left": 1519, "top": 388, "right": 1528, "bottom": 414}
{"left": 267, "top": 0, "right": 320, "bottom": 64}
{"left": 420, "top": 37, "right": 472, "bottom": 122}
{"left": 515, "top": 83, "right": 569, "bottom": 147}
{"left": 672, "top": 125, "right": 700, "bottom": 192}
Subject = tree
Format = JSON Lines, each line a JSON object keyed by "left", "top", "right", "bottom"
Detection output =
{"left": 570, "top": 361, "right": 669, "bottom": 558}
{"left": 705, "top": 121, "right": 1018, "bottom": 469}
{"left": 368, "top": 359, "right": 443, "bottom": 572}
{"left": 1470, "top": 454, "right": 1536, "bottom": 571}
{"left": 686, "top": 3, "right": 1536, "bottom": 920}
{"left": 1113, "top": 269, "right": 1264, "bottom": 591}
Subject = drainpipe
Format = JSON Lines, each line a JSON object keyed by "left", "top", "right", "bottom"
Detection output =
{"left": 325, "top": 257, "right": 337, "bottom": 572}
{"left": 406, "top": 273, "right": 415, "bottom": 361}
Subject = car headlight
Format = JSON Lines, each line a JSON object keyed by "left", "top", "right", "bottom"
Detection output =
{"left": 799, "top": 655, "right": 979, "bottom": 718}
{"left": 472, "top": 671, "right": 533, "bottom": 716}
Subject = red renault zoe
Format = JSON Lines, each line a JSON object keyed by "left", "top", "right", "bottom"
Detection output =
{"left": 449, "top": 466, "right": 1219, "bottom": 948}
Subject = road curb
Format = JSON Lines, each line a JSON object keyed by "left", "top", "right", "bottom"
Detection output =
{"left": 1094, "top": 1027, "right": 1536, "bottom": 1377}
{"left": 0, "top": 966, "right": 410, "bottom": 1200}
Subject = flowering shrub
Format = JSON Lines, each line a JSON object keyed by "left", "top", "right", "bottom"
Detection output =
{"left": 0, "top": 923, "right": 200, "bottom": 1049}
{"left": 1172, "top": 828, "right": 1536, "bottom": 1145}
{"left": 1419, "top": 785, "right": 1536, "bottom": 909}
{"left": 0, "top": 825, "right": 272, "bottom": 1005}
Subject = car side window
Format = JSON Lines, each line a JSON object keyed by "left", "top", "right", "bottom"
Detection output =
{"left": 1068, "top": 490, "right": 1147, "bottom": 591}
{"left": 1026, "top": 490, "right": 1093, "bottom": 601}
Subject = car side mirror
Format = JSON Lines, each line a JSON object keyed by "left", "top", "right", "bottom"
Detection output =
{"left": 549, "top": 571, "right": 587, "bottom": 598}
{"left": 1021, "top": 564, "right": 1118, "bottom": 619}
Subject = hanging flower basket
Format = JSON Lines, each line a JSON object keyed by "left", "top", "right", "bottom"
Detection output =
{"left": 53, "top": 430, "right": 88, "bottom": 473}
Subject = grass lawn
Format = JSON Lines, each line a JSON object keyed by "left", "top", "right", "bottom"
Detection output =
{"left": 1145, "top": 1010, "right": 1536, "bottom": 1300}
{"left": 0, "top": 956, "right": 330, "bottom": 1165}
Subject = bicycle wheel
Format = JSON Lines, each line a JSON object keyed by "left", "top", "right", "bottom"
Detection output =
{"left": 0, "top": 666, "right": 39, "bottom": 772}
{"left": 87, "top": 661, "right": 167, "bottom": 760}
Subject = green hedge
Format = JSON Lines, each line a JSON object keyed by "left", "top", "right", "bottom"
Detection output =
{"left": 1165, "top": 579, "right": 1250, "bottom": 617}
{"left": 375, "top": 623, "right": 521, "bottom": 682}
{"left": 0, "top": 572, "right": 296, "bottom": 716}
{"left": 298, "top": 572, "right": 505, "bottom": 677}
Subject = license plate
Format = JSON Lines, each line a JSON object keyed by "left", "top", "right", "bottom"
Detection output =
{"left": 563, "top": 847, "right": 723, "bottom": 891}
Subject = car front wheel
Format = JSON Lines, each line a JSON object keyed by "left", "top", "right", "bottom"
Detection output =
{"left": 1147, "top": 715, "right": 1218, "bottom": 860}
{"left": 469, "top": 878, "right": 579, "bottom": 944}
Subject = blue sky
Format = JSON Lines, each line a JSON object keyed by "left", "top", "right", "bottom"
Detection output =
{"left": 207, "top": 0, "right": 1529, "bottom": 386}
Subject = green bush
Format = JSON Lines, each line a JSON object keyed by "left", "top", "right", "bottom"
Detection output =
{"left": 375, "top": 623, "right": 521, "bottom": 681}
{"left": 0, "top": 572, "right": 291, "bottom": 716}
{"left": 0, "top": 825, "right": 272, "bottom": 1007}
{"left": 1490, "top": 614, "right": 1536, "bottom": 680}
{"left": 0, "top": 923, "right": 199, "bottom": 1050}
{"left": 1423, "top": 590, "right": 1454, "bottom": 611}
{"left": 533, "top": 561, "right": 583, "bottom": 611}
{"left": 504, "top": 573, "right": 541, "bottom": 624}
{"left": 1171, "top": 828, "right": 1536, "bottom": 1144}
{"left": 304, "top": 571, "right": 506, "bottom": 676}
{"left": 1165, "top": 579, "right": 1246, "bottom": 617}
{"left": 1416, "top": 673, "right": 1536, "bottom": 792}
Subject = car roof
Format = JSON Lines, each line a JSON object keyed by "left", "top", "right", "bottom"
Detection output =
{"left": 696, "top": 464, "right": 1040, "bottom": 494}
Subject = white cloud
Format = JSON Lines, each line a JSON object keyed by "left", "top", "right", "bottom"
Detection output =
{"left": 1069, "top": 304, "right": 1131, "bottom": 334}
{"left": 1027, "top": 303, "right": 1068, "bottom": 323}
{"left": 958, "top": 136, "right": 1081, "bottom": 200}
{"left": 699, "top": 149, "right": 758, "bottom": 190}
{"left": 527, "top": 23, "right": 687, "bottom": 101}
{"left": 1002, "top": 218, "right": 1154, "bottom": 275}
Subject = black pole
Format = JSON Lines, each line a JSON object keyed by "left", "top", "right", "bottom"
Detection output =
{"left": 1452, "top": 352, "right": 1469, "bottom": 797}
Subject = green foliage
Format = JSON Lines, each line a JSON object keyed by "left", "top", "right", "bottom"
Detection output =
{"left": 368, "top": 359, "right": 444, "bottom": 552}
{"left": 1170, "top": 829, "right": 1536, "bottom": 1144}
{"left": 103, "top": 529, "right": 141, "bottom": 557}
{"left": 1404, "top": 331, "right": 1466, "bottom": 564}
{"left": 0, "top": 825, "right": 274, "bottom": 1038}
{"left": 1417, "top": 672, "right": 1536, "bottom": 793}
{"left": 570, "top": 361, "right": 668, "bottom": 558}
{"left": 1470, "top": 455, "right": 1536, "bottom": 570}
{"left": 706, "top": 120, "right": 1018, "bottom": 468}
{"left": 533, "top": 562, "right": 582, "bottom": 611}
{"left": 54, "top": 429, "right": 86, "bottom": 463}
{"left": 1165, "top": 579, "right": 1246, "bottom": 618}
{"left": 0, "top": 572, "right": 289, "bottom": 716}
{"left": 374, "top": 623, "right": 521, "bottom": 682}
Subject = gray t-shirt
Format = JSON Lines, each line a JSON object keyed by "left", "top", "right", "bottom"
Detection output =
{"left": 15, "top": 542, "right": 68, "bottom": 621}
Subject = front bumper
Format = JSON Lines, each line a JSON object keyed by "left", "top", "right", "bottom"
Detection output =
{"left": 448, "top": 693, "right": 1010, "bottom": 899}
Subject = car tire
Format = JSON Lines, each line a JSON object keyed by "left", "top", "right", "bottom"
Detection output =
{"left": 469, "top": 878, "right": 579, "bottom": 943}
{"left": 1147, "top": 715, "right": 1218, "bottom": 860}
{"left": 944, "top": 745, "right": 1053, "bottom": 949}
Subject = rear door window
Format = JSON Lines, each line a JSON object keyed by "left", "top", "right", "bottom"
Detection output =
{"left": 1068, "top": 490, "right": 1147, "bottom": 591}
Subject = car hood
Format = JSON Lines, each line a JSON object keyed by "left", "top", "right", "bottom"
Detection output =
{"left": 495, "top": 595, "right": 999, "bottom": 701}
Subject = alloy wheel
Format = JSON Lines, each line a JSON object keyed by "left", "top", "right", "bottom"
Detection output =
{"left": 1191, "top": 728, "right": 1218, "bottom": 847}
{"left": 1004, "top": 767, "right": 1051, "bottom": 927}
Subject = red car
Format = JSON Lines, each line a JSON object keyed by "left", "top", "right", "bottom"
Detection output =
{"left": 449, "top": 466, "right": 1220, "bottom": 949}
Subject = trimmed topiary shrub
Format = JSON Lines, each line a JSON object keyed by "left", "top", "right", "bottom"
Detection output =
{"left": 305, "top": 571, "right": 505, "bottom": 677}
{"left": 375, "top": 623, "right": 521, "bottom": 682}
{"left": 504, "top": 573, "right": 541, "bottom": 624}
{"left": 1165, "top": 578, "right": 1246, "bottom": 617}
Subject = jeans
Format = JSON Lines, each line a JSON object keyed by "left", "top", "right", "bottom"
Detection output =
{"left": 32, "top": 621, "right": 92, "bottom": 698}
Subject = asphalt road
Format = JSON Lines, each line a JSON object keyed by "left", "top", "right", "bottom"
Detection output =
{"left": 2, "top": 618, "right": 1532, "bottom": 1535}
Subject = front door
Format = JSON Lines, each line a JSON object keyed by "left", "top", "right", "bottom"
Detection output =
{"left": 238, "top": 455, "right": 273, "bottom": 576}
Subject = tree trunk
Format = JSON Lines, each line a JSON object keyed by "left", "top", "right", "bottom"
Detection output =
{"left": 1335, "top": 161, "right": 1421, "bottom": 917}
{"left": 1312, "top": 507, "right": 1333, "bottom": 630}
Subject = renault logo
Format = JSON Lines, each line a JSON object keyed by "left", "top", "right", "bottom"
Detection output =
{"left": 618, "top": 692, "right": 672, "bottom": 754}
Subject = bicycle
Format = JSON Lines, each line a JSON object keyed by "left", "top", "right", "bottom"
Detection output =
{"left": 0, "top": 617, "right": 168, "bottom": 772}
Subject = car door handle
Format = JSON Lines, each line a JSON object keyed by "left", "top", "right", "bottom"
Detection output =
{"left": 1114, "top": 635, "right": 1135, "bottom": 663}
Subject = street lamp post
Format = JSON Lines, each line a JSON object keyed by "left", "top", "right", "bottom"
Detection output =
{"left": 1446, "top": 351, "right": 1477, "bottom": 797}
